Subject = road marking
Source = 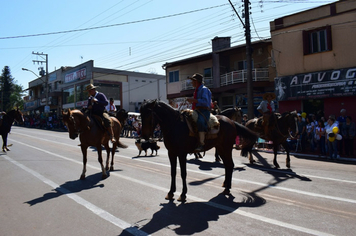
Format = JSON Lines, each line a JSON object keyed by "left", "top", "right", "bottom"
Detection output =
{"left": 7, "top": 139, "right": 336, "bottom": 236}
{"left": 2, "top": 154, "right": 149, "bottom": 236}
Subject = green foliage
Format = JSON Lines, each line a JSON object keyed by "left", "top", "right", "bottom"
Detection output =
{"left": 0, "top": 66, "right": 24, "bottom": 111}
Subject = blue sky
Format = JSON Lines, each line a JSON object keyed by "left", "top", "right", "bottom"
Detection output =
{"left": 1, "top": 0, "right": 335, "bottom": 90}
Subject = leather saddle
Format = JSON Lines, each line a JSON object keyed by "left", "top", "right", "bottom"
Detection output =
{"left": 181, "top": 109, "right": 220, "bottom": 139}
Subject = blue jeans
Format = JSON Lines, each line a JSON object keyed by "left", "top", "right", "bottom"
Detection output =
{"left": 327, "top": 140, "right": 338, "bottom": 159}
{"left": 196, "top": 109, "right": 210, "bottom": 132}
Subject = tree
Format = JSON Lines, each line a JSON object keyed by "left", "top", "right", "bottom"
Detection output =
{"left": 0, "top": 66, "right": 24, "bottom": 111}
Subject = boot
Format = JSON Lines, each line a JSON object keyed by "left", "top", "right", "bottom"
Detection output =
{"left": 194, "top": 132, "right": 206, "bottom": 152}
{"left": 107, "top": 126, "right": 116, "bottom": 143}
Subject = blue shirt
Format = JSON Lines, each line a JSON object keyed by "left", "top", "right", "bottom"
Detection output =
{"left": 195, "top": 84, "right": 211, "bottom": 108}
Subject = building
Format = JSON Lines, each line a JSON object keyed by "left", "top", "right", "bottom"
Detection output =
{"left": 24, "top": 60, "right": 166, "bottom": 115}
{"left": 271, "top": 0, "right": 356, "bottom": 119}
{"left": 164, "top": 37, "right": 276, "bottom": 115}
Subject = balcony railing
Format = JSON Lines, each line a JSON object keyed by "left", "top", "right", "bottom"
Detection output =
{"left": 220, "top": 68, "right": 269, "bottom": 86}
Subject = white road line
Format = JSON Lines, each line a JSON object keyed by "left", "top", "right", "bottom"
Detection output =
{"left": 2, "top": 154, "right": 149, "bottom": 236}
{"left": 7, "top": 139, "right": 335, "bottom": 236}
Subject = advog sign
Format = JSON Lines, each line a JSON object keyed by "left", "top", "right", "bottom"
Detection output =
{"left": 275, "top": 67, "right": 356, "bottom": 101}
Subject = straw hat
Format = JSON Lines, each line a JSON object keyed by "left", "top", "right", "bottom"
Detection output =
{"left": 85, "top": 84, "right": 98, "bottom": 91}
{"left": 263, "top": 92, "right": 276, "bottom": 100}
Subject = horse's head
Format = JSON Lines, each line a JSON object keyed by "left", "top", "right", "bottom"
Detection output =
{"left": 14, "top": 109, "right": 24, "bottom": 124}
{"left": 287, "top": 111, "right": 298, "bottom": 137}
{"left": 116, "top": 109, "right": 129, "bottom": 124}
{"left": 61, "top": 109, "right": 86, "bottom": 140}
{"left": 140, "top": 100, "right": 159, "bottom": 140}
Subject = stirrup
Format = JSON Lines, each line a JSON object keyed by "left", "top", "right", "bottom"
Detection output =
{"left": 194, "top": 145, "right": 204, "bottom": 152}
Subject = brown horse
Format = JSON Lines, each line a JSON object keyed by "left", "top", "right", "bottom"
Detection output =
{"left": 219, "top": 107, "right": 243, "bottom": 123}
{"left": 244, "top": 111, "right": 298, "bottom": 168}
{"left": 140, "top": 100, "right": 257, "bottom": 202}
{"left": 61, "top": 109, "right": 127, "bottom": 179}
{"left": 0, "top": 109, "right": 24, "bottom": 152}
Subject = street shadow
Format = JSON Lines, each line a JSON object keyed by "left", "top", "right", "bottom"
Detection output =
{"left": 120, "top": 192, "right": 266, "bottom": 235}
{"left": 24, "top": 173, "right": 105, "bottom": 206}
{"left": 187, "top": 158, "right": 245, "bottom": 172}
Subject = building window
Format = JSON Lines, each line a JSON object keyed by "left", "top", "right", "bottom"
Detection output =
{"left": 204, "top": 68, "right": 212, "bottom": 78}
{"left": 169, "top": 70, "right": 179, "bottom": 83}
{"left": 303, "top": 26, "right": 332, "bottom": 55}
{"left": 63, "top": 87, "right": 75, "bottom": 104}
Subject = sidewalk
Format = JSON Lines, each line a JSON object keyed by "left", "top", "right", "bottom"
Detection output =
{"left": 258, "top": 148, "right": 356, "bottom": 163}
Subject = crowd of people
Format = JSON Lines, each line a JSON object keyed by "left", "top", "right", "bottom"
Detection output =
{"left": 287, "top": 109, "right": 355, "bottom": 158}
{"left": 22, "top": 112, "right": 65, "bottom": 130}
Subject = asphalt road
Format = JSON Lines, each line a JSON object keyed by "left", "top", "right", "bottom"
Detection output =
{"left": 1, "top": 126, "right": 355, "bottom": 236}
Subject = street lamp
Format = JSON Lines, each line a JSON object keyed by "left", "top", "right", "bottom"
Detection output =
{"left": 22, "top": 68, "right": 39, "bottom": 78}
{"left": 22, "top": 67, "right": 49, "bottom": 109}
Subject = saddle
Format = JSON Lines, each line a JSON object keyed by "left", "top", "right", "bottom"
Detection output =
{"left": 91, "top": 114, "right": 106, "bottom": 131}
{"left": 182, "top": 109, "right": 220, "bottom": 139}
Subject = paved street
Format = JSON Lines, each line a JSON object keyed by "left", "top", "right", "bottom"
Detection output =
{"left": 1, "top": 126, "right": 355, "bottom": 236}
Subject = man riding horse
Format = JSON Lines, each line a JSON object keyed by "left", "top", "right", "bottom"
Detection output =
{"left": 187, "top": 73, "right": 212, "bottom": 152}
{"left": 257, "top": 92, "right": 276, "bottom": 137}
{"left": 86, "top": 84, "right": 116, "bottom": 143}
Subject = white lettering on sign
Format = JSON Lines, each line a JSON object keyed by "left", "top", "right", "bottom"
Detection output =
{"left": 346, "top": 68, "right": 356, "bottom": 79}
{"left": 65, "top": 68, "right": 86, "bottom": 83}
{"left": 330, "top": 71, "right": 340, "bottom": 80}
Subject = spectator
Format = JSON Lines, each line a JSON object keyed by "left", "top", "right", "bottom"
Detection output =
{"left": 337, "top": 109, "right": 347, "bottom": 154}
{"left": 315, "top": 119, "right": 326, "bottom": 156}
{"left": 341, "top": 116, "right": 355, "bottom": 157}
{"left": 325, "top": 115, "right": 339, "bottom": 159}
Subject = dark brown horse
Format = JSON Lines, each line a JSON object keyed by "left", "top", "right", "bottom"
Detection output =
{"left": 140, "top": 100, "right": 257, "bottom": 202}
{"left": 219, "top": 107, "right": 243, "bottom": 123}
{"left": 0, "top": 109, "right": 24, "bottom": 152}
{"left": 62, "top": 109, "right": 127, "bottom": 179}
{"left": 244, "top": 111, "right": 298, "bottom": 168}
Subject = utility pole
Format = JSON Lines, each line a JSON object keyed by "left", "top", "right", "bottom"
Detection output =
{"left": 229, "top": 0, "right": 254, "bottom": 118}
{"left": 32, "top": 52, "right": 49, "bottom": 112}
{"left": 244, "top": 0, "right": 254, "bottom": 119}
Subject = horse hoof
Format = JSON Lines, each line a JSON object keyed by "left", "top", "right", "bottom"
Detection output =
{"left": 110, "top": 166, "right": 114, "bottom": 171}
{"left": 177, "top": 195, "right": 186, "bottom": 202}
{"left": 102, "top": 174, "right": 108, "bottom": 180}
{"left": 80, "top": 175, "right": 86, "bottom": 180}
{"left": 165, "top": 193, "right": 174, "bottom": 200}
{"left": 223, "top": 189, "right": 230, "bottom": 195}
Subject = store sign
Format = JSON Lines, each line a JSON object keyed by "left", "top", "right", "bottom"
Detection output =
{"left": 64, "top": 68, "right": 86, "bottom": 83}
{"left": 275, "top": 67, "right": 356, "bottom": 101}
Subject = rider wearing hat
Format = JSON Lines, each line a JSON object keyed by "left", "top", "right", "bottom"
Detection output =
{"left": 86, "top": 84, "right": 116, "bottom": 143}
{"left": 187, "top": 73, "right": 212, "bottom": 152}
{"left": 257, "top": 92, "right": 276, "bottom": 136}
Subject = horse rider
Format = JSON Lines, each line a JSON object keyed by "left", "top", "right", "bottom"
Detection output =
{"left": 187, "top": 73, "right": 212, "bottom": 152}
{"left": 86, "top": 84, "right": 116, "bottom": 143}
{"left": 257, "top": 92, "right": 276, "bottom": 136}
{"left": 106, "top": 97, "right": 117, "bottom": 116}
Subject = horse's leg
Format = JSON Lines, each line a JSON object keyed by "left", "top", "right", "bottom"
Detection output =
{"left": 97, "top": 145, "right": 107, "bottom": 179}
{"left": 104, "top": 143, "right": 111, "bottom": 171}
{"left": 282, "top": 142, "right": 291, "bottom": 168}
{"left": 80, "top": 145, "right": 88, "bottom": 180}
{"left": 273, "top": 145, "right": 280, "bottom": 169}
{"left": 248, "top": 149, "right": 255, "bottom": 164}
{"left": 2, "top": 133, "right": 10, "bottom": 151}
{"left": 220, "top": 150, "right": 234, "bottom": 195}
{"left": 110, "top": 143, "right": 117, "bottom": 171}
{"left": 165, "top": 154, "right": 177, "bottom": 200}
{"left": 177, "top": 154, "right": 187, "bottom": 202}
{"left": 215, "top": 148, "right": 221, "bottom": 162}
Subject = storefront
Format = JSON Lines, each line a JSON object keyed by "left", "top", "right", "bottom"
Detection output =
{"left": 276, "top": 67, "right": 356, "bottom": 119}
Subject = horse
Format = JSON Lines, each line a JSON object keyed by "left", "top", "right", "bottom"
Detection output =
{"left": 115, "top": 109, "right": 129, "bottom": 125}
{"left": 140, "top": 100, "right": 257, "bottom": 202}
{"left": 244, "top": 111, "right": 298, "bottom": 169}
{"left": 0, "top": 109, "right": 24, "bottom": 152}
{"left": 61, "top": 109, "right": 127, "bottom": 180}
{"left": 219, "top": 107, "right": 243, "bottom": 124}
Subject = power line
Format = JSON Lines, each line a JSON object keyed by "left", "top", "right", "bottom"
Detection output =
{"left": 0, "top": 4, "right": 229, "bottom": 40}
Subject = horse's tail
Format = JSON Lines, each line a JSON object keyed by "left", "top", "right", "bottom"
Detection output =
{"left": 234, "top": 121, "right": 257, "bottom": 157}
{"left": 117, "top": 141, "right": 128, "bottom": 149}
